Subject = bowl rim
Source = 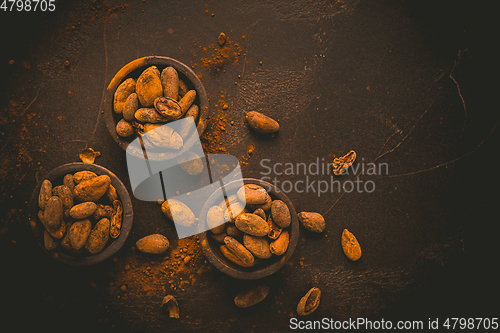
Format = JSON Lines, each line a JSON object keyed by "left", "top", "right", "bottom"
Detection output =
{"left": 198, "top": 178, "right": 299, "bottom": 280}
{"left": 28, "top": 162, "right": 133, "bottom": 266}
{"left": 103, "top": 55, "right": 209, "bottom": 161}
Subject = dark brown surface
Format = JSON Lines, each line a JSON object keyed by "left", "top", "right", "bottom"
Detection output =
{"left": 28, "top": 162, "right": 133, "bottom": 266}
{"left": 104, "top": 55, "right": 209, "bottom": 160}
{"left": 0, "top": 0, "right": 498, "bottom": 332}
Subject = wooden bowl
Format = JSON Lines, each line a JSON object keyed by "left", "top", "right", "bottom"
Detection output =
{"left": 198, "top": 178, "right": 299, "bottom": 279}
{"left": 103, "top": 56, "right": 209, "bottom": 161}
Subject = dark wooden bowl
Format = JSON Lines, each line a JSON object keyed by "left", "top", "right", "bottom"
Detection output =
{"left": 198, "top": 178, "right": 299, "bottom": 279}
{"left": 28, "top": 163, "right": 133, "bottom": 266}
{"left": 103, "top": 56, "right": 209, "bottom": 161}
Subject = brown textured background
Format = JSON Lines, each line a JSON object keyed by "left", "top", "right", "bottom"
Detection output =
{"left": 0, "top": 0, "right": 497, "bottom": 332}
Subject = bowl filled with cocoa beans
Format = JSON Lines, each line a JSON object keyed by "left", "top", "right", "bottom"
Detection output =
{"left": 104, "top": 56, "right": 209, "bottom": 161}
{"left": 28, "top": 162, "right": 133, "bottom": 265}
{"left": 198, "top": 178, "right": 299, "bottom": 279}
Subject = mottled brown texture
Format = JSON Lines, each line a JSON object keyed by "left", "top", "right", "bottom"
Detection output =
{"left": 224, "top": 202, "right": 246, "bottom": 223}
{"left": 60, "top": 221, "right": 74, "bottom": 250}
{"left": 116, "top": 118, "right": 135, "bottom": 137}
{"left": 297, "top": 287, "right": 321, "bottom": 316}
{"left": 225, "top": 224, "right": 242, "bottom": 239}
{"left": 237, "top": 184, "right": 267, "bottom": 205}
{"left": 143, "top": 123, "right": 183, "bottom": 149}
{"left": 266, "top": 214, "right": 282, "bottom": 240}
{"left": 44, "top": 230, "right": 57, "bottom": 251}
{"left": 224, "top": 236, "right": 254, "bottom": 266}
{"left": 234, "top": 285, "right": 270, "bottom": 308}
{"left": 38, "top": 179, "right": 52, "bottom": 210}
{"left": 207, "top": 205, "right": 226, "bottom": 234}
{"left": 79, "top": 148, "right": 100, "bottom": 164}
{"left": 332, "top": 150, "right": 356, "bottom": 176}
{"left": 38, "top": 211, "right": 47, "bottom": 230}
{"left": 177, "top": 104, "right": 199, "bottom": 139}
{"left": 235, "top": 213, "right": 270, "bottom": 236}
{"left": 134, "top": 107, "right": 169, "bottom": 123}
{"left": 270, "top": 200, "right": 291, "bottom": 228}
{"left": 114, "top": 78, "right": 136, "bottom": 114}
{"left": 85, "top": 218, "right": 110, "bottom": 254}
{"left": 217, "top": 32, "right": 227, "bottom": 47}
{"left": 68, "top": 219, "right": 92, "bottom": 250}
{"left": 136, "top": 66, "right": 163, "bottom": 107}
{"left": 52, "top": 185, "right": 73, "bottom": 218}
{"left": 73, "top": 175, "right": 111, "bottom": 202}
{"left": 153, "top": 97, "right": 182, "bottom": 120}
{"left": 161, "top": 200, "right": 195, "bottom": 227}
{"left": 161, "top": 295, "right": 179, "bottom": 319}
{"left": 110, "top": 200, "right": 123, "bottom": 238}
{"left": 123, "top": 92, "right": 139, "bottom": 122}
{"left": 246, "top": 111, "right": 279, "bottom": 133}
{"left": 243, "top": 234, "right": 272, "bottom": 259}
{"left": 270, "top": 230, "right": 289, "bottom": 256}
{"left": 177, "top": 151, "right": 204, "bottom": 175}
{"left": 160, "top": 66, "right": 179, "bottom": 100}
{"left": 73, "top": 171, "right": 97, "bottom": 184}
{"left": 106, "top": 185, "right": 119, "bottom": 202}
{"left": 69, "top": 201, "right": 97, "bottom": 219}
{"left": 220, "top": 194, "right": 239, "bottom": 209}
{"left": 253, "top": 208, "right": 266, "bottom": 221}
{"left": 178, "top": 90, "right": 196, "bottom": 115}
{"left": 247, "top": 192, "right": 272, "bottom": 211}
{"left": 210, "top": 232, "right": 227, "bottom": 244}
{"left": 178, "top": 79, "right": 189, "bottom": 97}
